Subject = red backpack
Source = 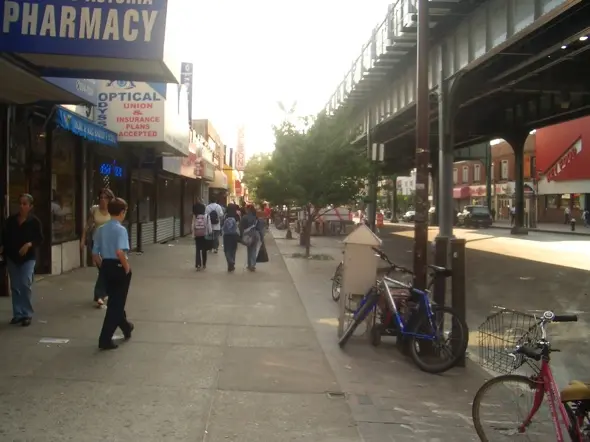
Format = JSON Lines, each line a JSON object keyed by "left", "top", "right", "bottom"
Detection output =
{"left": 193, "top": 215, "right": 206, "bottom": 237}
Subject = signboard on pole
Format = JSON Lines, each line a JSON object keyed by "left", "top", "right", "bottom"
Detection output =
{"left": 180, "top": 62, "right": 193, "bottom": 124}
{"left": 235, "top": 125, "right": 246, "bottom": 171}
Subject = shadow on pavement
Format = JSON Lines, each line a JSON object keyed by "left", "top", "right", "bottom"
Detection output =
{"left": 378, "top": 228, "right": 590, "bottom": 389}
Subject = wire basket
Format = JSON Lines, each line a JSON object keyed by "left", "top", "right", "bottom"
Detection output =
{"left": 477, "top": 309, "right": 541, "bottom": 374}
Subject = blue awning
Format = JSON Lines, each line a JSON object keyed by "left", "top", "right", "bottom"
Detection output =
{"left": 56, "top": 107, "right": 117, "bottom": 148}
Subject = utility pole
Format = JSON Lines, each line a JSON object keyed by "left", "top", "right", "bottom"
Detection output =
{"left": 413, "top": 0, "right": 430, "bottom": 289}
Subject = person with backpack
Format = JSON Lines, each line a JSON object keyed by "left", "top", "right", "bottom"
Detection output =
{"left": 193, "top": 202, "right": 212, "bottom": 270}
{"left": 205, "top": 198, "right": 224, "bottom": 253}
{"left": 222, "top": 204, "right": 241, "bottom": 272}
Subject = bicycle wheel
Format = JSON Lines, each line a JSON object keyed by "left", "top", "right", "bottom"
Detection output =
{"left": 472, "top": 374, "right": 555, "bottom": 441}
{"left": 407, "top": 305, "right": 468, "bottom": 374}
{"left": 331, "top": 263, "right": 343, "bottom": 302}
{"left": 563, "top": 402, "right": 584, "bottom": 442}
{"left": 338, "top": 289, "right": 379, "bottom": 349}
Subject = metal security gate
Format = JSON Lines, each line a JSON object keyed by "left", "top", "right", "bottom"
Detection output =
{"left": 129, "top": 223, "right": 138, "bottom": 250}
{"left": 174, "top": 218, "right": 181, "bottom": 238}
{"left": 141, "top": 221, "right": 155, "bottom": 246}
{"left": 156, "top": 217, "right": 174, "bottom": 242}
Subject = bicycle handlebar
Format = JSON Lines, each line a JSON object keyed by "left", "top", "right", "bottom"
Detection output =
{"left": 372, "top": 247, "right": 413, "bottom": 274}
{"left": 511, "top": 311, "right": 578, "bottom": 361}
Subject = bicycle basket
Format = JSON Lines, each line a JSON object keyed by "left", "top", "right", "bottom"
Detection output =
{"left": 477, "top": 309, "right": 541, "bottom": 374}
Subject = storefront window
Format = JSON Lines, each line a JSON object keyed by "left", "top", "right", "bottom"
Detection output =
{"left": 546, "top": 195, "right": 560, "bottom": 209}
{"left": 51, "top": 129, "right": 77, "bottom": 243}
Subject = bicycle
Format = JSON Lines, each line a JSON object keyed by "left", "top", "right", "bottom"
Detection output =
{"left": 472, "top": 308, "right": 580, "bottom": 441}
{"left": 338, "top": 248, "right": 469, "bottom": 374}
{"left": 331, "top": 248, "right": 398, "bottom": 303}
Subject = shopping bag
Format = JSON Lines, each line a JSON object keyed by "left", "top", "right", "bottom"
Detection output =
{"left": 256, "top": 241, "right": 269, "bottom": 263}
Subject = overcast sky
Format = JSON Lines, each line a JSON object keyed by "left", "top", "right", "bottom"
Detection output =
{"left": 180, "top": 1, "right": 392, "bottom": 156}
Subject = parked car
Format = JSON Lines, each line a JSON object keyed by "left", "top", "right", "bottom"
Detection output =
{"left": 402, "top": 210, "right": 416, "bottom": 222}
{"left": 457, "top": 205, "right": 493, "bottom": 228}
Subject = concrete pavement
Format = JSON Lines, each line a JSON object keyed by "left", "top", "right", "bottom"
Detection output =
{"left": 272, "top": 229, "right": 482, "bottom": 441}
{"left": 492, "top": 219, "right": 590, "bottom": 236}
{"left": 0, "top": 237, "right": 359, "bottom": 442}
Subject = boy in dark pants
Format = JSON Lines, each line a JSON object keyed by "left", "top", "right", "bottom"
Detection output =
{"left": 92, "top": 198, "right": 134, "bottom": 350}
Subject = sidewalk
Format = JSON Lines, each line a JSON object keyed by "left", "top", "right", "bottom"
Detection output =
{"left": 0, "top": 237, "right": 360, "bottom": 442}
{"left": 271, "top": 228, "right": 482, "bottom": 441}
{"left": 493, "top": 219, "right": 590, "bottom": 236}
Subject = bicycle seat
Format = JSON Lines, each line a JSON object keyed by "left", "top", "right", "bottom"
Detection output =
{"left": 427, "top": 264, "right": 452, "bottom": 277}
{"left": 561, "top": 380, "right": 590, "bottom": 402}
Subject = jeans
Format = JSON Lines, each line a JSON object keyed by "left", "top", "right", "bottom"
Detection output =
{"left": 223, "top": 235, "right": 239, "bottom": 267}
{"left": 246, "top": 232, "right": 261, "bottom": 268}
{"left": 212, "top": 230, "right": 221, "bottom": 250}
{"left": 7, "top": 259, "right": 35, "bottom": 319}
{"left": 94, "top": 268, "right": 107, "bottom": 301}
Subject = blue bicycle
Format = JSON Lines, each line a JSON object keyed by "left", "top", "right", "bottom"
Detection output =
{"left": 338, "top": 248, "right": 469, "bottom": 374}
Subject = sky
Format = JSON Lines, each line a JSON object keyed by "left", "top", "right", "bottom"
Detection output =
{"left": 182, "top": 1, "right": 393, "bottom": 157}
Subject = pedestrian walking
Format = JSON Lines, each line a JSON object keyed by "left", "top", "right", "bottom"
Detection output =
{"left": 81, "top": 188, "right": 115, "bottom": 308}
{"left": 205, "top": 198, "right": 224, "bottom": 253}
{"left": 0, "top": 194, "right": 43, "bottom": 327}
{"left": 564, "top": 206, "right": 571, "bottom": 224}
{"left": 92, "top": 198, "right": 134, "bottom": 350}
{"left": 240, "top": 205, "right": 263, "bottom": 272}
{"left": 222, "top": 204, "right": 241, "bottom": 272}
{"left": 193, "top": 201, "right": 212, "bottom": 271}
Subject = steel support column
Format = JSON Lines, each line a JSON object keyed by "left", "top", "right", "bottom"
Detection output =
{"left": 506, "top": 133, "right": 529, "bottom": 235}
{"left": 437, "top": 78, "right": 454, "bottom": 239}
{"left": 413, "top": 0, "right": 430, "bottom": 290}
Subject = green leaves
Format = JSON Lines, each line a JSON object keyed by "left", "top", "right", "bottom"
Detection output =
{"left": 242, "top": 110, "right": 369, "bottom": 215}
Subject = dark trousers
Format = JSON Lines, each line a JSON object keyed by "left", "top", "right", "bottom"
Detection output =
{"left": 98, "top": 260, "right": 132, "bottom": 346}
{"left": 195, "top": 236, "right": 208, "bottom": 268}
{"left": 223, "top": 235, "right": 239, "bottom": 267}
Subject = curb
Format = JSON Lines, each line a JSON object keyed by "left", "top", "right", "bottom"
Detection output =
{"left": 493, "top": 225, "right": 590, "bottom": 237}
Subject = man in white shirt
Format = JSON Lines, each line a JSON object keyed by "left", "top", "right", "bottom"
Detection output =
{"left": 205, "top": 199, "right": 224, "bottom": 253}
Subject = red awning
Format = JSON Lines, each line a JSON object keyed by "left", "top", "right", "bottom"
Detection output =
{"left": 453, "top": 187, "right": 471, "bottom": 199}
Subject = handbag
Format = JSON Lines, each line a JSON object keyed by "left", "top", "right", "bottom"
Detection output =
{"left": 242, "top": 225, "right": 256, "bottom": 246}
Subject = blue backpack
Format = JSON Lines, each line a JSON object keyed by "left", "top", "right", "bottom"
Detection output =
{"left": 222, "top": 217, "right": 239, "bottom": 235}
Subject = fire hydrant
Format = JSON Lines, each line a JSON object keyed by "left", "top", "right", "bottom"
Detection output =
{"left": 571, "top": 218, "right": 576, "bottom": 231}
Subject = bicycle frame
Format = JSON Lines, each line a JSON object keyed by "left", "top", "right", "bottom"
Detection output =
{"left": 381, "top": 276, "right": 437, "bottom": 341}
{"left": 522, "top": 358, "right": 574, "bottom": 441}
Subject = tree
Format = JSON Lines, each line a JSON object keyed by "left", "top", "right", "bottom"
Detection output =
{"left": 242, "top": 153, "right": 272, "bottom": 203}
{"left": 271, "top": 109, "right": 370, "bottom": 256}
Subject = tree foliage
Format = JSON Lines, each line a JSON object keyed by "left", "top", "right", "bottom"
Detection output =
{"left": 243, "top": 107, "right": 370, "bottom": 255}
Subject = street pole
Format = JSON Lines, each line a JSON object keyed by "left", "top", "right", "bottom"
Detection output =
{"left": 413, "top": 0, "right": 430, "bottom": 290}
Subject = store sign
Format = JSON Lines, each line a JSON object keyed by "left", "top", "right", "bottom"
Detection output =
{"left": 235, "top": 125, "right": 245, "bottom": 171}
{"left": 99, "top": 160, "right": 125, "bottom": 178}
{"left": 96, "top": 80, "right": 164, "bottom": 141}
{"left": 56, "top": 106, "right": 117, "bottom": 148}
{"left": 235, "top": 180, "right": 242, "bottom": 197}
{"left": 544, "top": 138, "right": 582, "bottom": 182}
{"left": 0, "top": 0, "right": 168, "bottom": 60}
{"left": 44, "top": 78, "right": 98, "bottom": 105}
{"left": 180, "top": 62, "right": 193, "bottom": 123}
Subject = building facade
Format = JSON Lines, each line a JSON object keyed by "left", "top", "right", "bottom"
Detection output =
{"left": 535, "top": 115, "right": 590, "bottom": 223}
{"left": 192, "top": 119, "right": 228, "bottom": 203}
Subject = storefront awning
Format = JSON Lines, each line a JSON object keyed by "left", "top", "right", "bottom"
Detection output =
{"left": 210, "top": 170, "right": 228, "bottom": 189}
{"left": 0, "top": 1, "right": 178, "bottom": 83}
{"left": 56, "top": 107, "right": 118, "bottom": 148}
{"left": 0, "top": 57, "right": 98, "bottom": 105}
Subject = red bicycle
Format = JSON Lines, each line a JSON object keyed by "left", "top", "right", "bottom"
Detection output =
{"left": 472, "top": 309, "right": 581, "bottom": 441}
